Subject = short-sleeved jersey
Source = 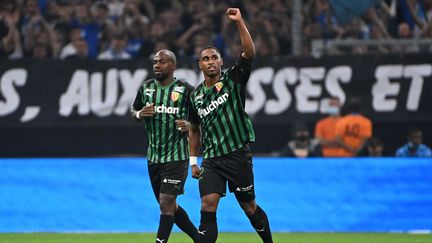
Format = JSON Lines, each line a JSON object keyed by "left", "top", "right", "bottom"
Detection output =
{"left": 335, "top": 114, "right": 372, "bottom": 157}
{"left": 314, "top": 116, "right": 343, "bottom": 157}
{"left": 189, "top": 55, "right": 255, "bottom": 159}
{"left": 132, "top": 78, "right": 194, "bottom": 164}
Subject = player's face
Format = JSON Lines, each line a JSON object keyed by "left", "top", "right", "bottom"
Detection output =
{"left": 153, "top": 52, "right": 175, "bottom": 81}
{"left": 199, "top": 49, "right": 223, "bottom": 78}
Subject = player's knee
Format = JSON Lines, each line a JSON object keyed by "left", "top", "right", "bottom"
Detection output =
{"left": 240, "top": 200, "right": 257, "bottom": 216}
{"left": 159, "top": 194, "right": 176, "bottom": 214}
{"left": 201, "top": 195, "right": 219, "bottom": 211}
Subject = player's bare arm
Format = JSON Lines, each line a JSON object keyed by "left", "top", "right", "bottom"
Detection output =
{"left": 226, "top": 8, "right": 255, "bottom": 59}
{"left": 189, "top": 123, "right": 201, "bottom": 179}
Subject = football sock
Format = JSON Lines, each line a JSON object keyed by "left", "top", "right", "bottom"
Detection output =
{"left": 156, "top": 214, "right": 175, "bottom": 243}
{"left": 246, "top": 205, "right": 273, "bottom": 243}
{"left": 174, "top": 205, "right": 200, "bottom": 242}
{"left": 199, "top": 211, "right": 218, "bottom": 243}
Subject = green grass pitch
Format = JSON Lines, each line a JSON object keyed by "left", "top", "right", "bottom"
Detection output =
{"left": 1, "top": 233, "right": 431, "bottom": 243}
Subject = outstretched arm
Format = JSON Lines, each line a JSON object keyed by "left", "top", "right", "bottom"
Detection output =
{"left": 226, "top": 8, "right": 255, "bottom": 59}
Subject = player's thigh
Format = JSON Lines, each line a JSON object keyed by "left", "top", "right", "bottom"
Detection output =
{"left": 159, "top": 160, "right": 189, "bottom": 196}
{"left": 148, "top": 162, "right": 162, "bottom": 202}
{"left": 224, "top": 146, "right": 256, "bottom": 202}
{"left": 199, "top": 159, "right": 227, "bottom": 198}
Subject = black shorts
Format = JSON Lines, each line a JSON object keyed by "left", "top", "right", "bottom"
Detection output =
{"left": 199, "top": 145, "right": 255, "bottom": 202}
{"left": 148, "top": 160, "right": 188, "bottom": 201}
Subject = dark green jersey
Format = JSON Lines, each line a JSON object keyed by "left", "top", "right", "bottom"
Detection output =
{"left": 132, "top": 78, "right": 193, "bottom": 164}
{"left": 189, "top": 55, "right": 255, "bottom": 159}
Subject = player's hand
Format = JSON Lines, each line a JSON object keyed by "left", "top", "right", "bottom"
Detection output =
{"left": 139, "top": 103, "right": 155, "bottom": 117}
{"left": 226, "top": 8, "right": 242, "bottom": 21}
{"left": 191, "top": 164, "right": 200, "bottom": 179}
{"left": 175, "top": 120, "right": 190, "bottom": 132}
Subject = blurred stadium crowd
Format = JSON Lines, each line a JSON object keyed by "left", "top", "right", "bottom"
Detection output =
{"left": 1, "top": 0, "right": 432, "bottom": 60}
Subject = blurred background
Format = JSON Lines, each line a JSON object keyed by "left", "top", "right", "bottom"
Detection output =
{"left": 1, "top": 0, "right": 431, "bottom": 234}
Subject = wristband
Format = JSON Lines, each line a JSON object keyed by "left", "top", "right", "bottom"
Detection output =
{"left": 189, "top": 156, "right": 197, "bottom": 166}
{"left": 135, "top": 111, "right": 140, "bottom": 119}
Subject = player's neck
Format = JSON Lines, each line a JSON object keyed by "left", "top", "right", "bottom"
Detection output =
{"left": 204, "top": 74, "right": 221, "bottom": 88}
{"left": 157, "top": 75, "right": 175, "bottom": 87}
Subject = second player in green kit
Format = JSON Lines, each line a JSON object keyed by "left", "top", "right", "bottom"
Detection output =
{"left": 131, "top": 50, "right": 200, "bottom": 243}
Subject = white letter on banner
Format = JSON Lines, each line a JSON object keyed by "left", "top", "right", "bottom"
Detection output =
{"left": 90, "top": 69, "right": 118, "bottom": 117}
{"left": 245, "top": 67, "right": 274, "bottom": 115}
{"left": 324, "top": 66, "right": 352, "bottom": 104}
{"left": 115, "top": 69, "right": 147, "bottom": 115}
{"left": 296, "top": 67, "right": 325, "bottom": 113}
{"left": 0, "top": 69, "right": 27, "bottom": 116}
{"left": 404, "top": 64, "right": 431, "bottom": 111}
{"left": 59, "top": 70, "right": 90, "bottom": 116}
{"left": 372, "top": 65, "right": 402, "bottom": 111}
{"left": 265, "top": 67, "right": 297, "bottom": 115}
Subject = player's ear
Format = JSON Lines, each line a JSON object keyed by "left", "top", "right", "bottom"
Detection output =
{"left": 220, "top": 58, "right": 223, "bottom": 66}
{"left": 198, "top": 61, "right": 202, "bottom": 70}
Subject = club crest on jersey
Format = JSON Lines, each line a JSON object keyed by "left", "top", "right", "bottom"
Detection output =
{"left": 215, "top": 82, "right": 223, "bottom": 93}
{"left": 171, "top": 91, "right": 180, "bottom": 102}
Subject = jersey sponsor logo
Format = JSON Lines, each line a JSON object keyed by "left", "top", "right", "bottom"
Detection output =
{"left": 197, "top": 93, "right": 229, "bottom": 118}
{"left": 146, "top": 102, "right": 179, "bottom": 114}
{"left": 215, "top": 82, "right": 223, "bottom": 92}
{"left": 171, "top": 91, "right": 180, "bottom": 102}
{"left": 145, "top": 88, "right": 155, "bottom": 98}
{"left": 174, "top": 86, "right": 185, "bottom": 93}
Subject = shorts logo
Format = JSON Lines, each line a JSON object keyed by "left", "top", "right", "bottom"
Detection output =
{"left": 162, "top": 178, "right": 181, "bottom": 185}
{"left": 235, "top": 185, "right": 253, "bottom": 192}
{"left": 171, "top": 91, "right": 180, "bottom": 102}
{"left": 215, "top": 82, "right": 223, "bottom": 93}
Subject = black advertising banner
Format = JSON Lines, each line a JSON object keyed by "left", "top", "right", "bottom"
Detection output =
{"left": 1, "top": 54, "right": 431, "bottom": 127}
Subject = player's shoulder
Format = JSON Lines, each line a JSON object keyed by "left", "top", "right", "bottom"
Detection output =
{"left": 175, "top": 78, "right": 195, "bottom": 89}
{"left": 190, "top": 82, "right": 205, "bottom": 96}
{"left": 136, "top": 78, "right": 154, "bottom": 91}
{"left": 173, "top": 78, "right": 197, "bottom": 96}
{"left": 142, "top": 78, "right": 155, "bottom": 87}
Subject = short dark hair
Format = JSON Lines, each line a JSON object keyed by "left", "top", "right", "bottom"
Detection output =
{"left": 346, "top": 96, "right": 362, "bottom": 113}
{"left": 291, "top": 122, "right": 308, "bottom": 135}
{"left": 408, "top": 126, "right": 422, "bottom": 136}
{"left": 155, "top": 49, "right": 177, "bottom": 64}
{"left": 368, "top": 137, "right": 384, "bottom": 148}
{"left": 199, "top": 45, "right": 221, "bottom": 57}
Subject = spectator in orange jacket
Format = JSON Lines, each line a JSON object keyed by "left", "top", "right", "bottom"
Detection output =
{"left": 335, "top": 96, "right": 372, "bottom": 157}
{"left": 314, "top": 96, "right": 344, "bottom": 157}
